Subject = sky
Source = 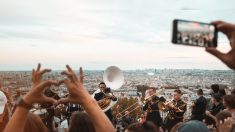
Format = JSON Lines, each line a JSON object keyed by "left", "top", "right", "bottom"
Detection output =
{"left": 0, "top": 0, "right": 235, "bottom": 71}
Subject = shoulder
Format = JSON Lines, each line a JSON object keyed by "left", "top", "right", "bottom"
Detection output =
{"left": 159, "top": 96, "right": 166, "bottom": 102}
{"left": 201, "top": 96, "right": 207, "bottom": 100}
{"left": 197, "top": 96, "right": 206, "bottom": 102}
{"left": 152, "top": 95, "right": 159, "bottom": 100}
{"left": 218, "top": 103, "right": 225, "bottom": 109}
{"left": 105, "top": 88, "right": 111, "bottom": 93}
{"left": 195, "top": 98, "right": 200, "bottom": 102}
{"left": 95, "top": 92, "right": 103, "bottom": 96}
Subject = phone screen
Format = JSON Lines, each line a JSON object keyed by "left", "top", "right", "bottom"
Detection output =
{"left": 172, "top": 19, "right": 217, "bottom": 47}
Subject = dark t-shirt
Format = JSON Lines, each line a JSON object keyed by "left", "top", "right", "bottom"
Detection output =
{"left": 192, "top": 96, "right": 207, "bottom": 115}
{"left": 209, "top": 103, "right": 225, "bottom": 115}
{"left": 143, "top": 99, "right": 162, "bottom": 126}
{"left": 205, "top": 102, "right": 225, "bottom": 126}
{"left": 94, "top": 88, "right": 117, "bottom": 101}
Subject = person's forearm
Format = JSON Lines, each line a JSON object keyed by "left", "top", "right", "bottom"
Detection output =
{"left": 4, "top": 107, "right": 29, "bottom": 132}
{"left": 83, "top": 98, "right": 115, "bottom": 132}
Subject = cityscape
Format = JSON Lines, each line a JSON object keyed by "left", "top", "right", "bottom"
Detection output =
{"left": 0, "top": 68, "right": 235, "bottom": 122}
{"left": 1, "top": 69, "right": 234, "bottom": 100}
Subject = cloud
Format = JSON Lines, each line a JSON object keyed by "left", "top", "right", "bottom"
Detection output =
{"left": 0, "top": 0, "right": 234, "bottom": 70}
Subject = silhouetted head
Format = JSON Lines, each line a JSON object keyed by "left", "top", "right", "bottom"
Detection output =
{"left": 69, "top": 112, "right": 95, "bottom": 132}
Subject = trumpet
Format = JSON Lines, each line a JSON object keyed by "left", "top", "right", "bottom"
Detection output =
{"left": 161, "top": 100, "right": 184, "bottom": 112}
{"left": 142, "top": 93, "right": 168, "bottom": 112}
{"left": 145, "top": 96, "right": 183, "bottom": 113}
{"left": 143, "top": 93, "right": 160, "bottom": 102}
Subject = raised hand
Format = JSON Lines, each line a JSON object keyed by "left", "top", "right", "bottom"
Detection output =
{"left": 23, "top": 63, "right": 58, "bottom": 105}
{"left": 57, "top": 65, "right": 91, "bottom": 105}
{"left": 32, "top": 63, "right": 51, "bottom": 86}
{"left": 217, "top": 117, "right": 233, "bottom": 132}
{"left": 57, "top": 65, "right": 115, "bottom": 132}
{"left": 206, "top": 21, "right": 235, "bottom": 70}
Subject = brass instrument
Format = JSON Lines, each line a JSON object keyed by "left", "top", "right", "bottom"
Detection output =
{"left": 97, "top": 92, "right": 113, "bottom": 110}
{"left": 92, "top": 66, "right": 124, "bottom": 112}
{"left": 145, "top": 96, "right": 184, "bottom": 113}
{"left": 143, "top": 93, "right": 167, "bottom": 112}
{"left": 54, "top": 104, "right": 67, "bottom": 117}
{"left": 158, "top": 101, "right": 167, "bottom": 111}
{"left": 158, "top": 99, "right": 185, "bottom": 113}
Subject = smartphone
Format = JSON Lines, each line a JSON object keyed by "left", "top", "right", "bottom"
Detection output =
{"left": 172, "top": 19, "right": 217, "bottom": 47}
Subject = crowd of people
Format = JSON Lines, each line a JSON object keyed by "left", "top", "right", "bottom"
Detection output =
{"left": 177, "top": 32, "right": 214, "bottom": 47}
{"left": 0, "top": 20, "right": 234, "bottom": 132}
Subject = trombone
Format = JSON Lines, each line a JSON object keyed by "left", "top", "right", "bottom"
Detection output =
{"left": 117, "top": 93, "right": 166, "bottom": 119}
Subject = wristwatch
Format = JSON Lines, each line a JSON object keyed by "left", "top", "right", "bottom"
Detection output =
{"left": 16, "top": 97, "right": 32, "bottom": 110}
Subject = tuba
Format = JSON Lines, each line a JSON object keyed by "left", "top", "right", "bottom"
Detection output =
{"left": 92, "top": 66, "right": 124, "bottom": 112}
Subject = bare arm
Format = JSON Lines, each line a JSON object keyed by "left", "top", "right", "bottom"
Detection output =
{"left": 83, "top": 98, "right": 115, "bottom": 132}
{"left": 4, "top": 106, "right": 29, "bottom": 132}
{"left": 205, "top": 110, "right": 217, "bottom": 121}
{"left": 4, "top": 64, "right": 57, "bottom": 132}
{"left": 57, "top": 65, "right": 115, "bottom": 132}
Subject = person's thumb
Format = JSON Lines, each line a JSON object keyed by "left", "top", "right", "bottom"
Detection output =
{"left": 42, "top": 96, "right": 57, "bottom": 104}
{"left": 206, "top": 47, "right": 226, "bottom": 62}
{"left": 57, "top": 97, "right": 69, "bottom": 105}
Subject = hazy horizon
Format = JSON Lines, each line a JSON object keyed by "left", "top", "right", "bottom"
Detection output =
{"left": 0, "top": 67, "right": 233, "bottom": 72}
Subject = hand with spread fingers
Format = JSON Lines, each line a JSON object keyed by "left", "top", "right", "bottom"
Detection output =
{"left": 57, "top": 65, "right": 91, "bottom": 105}
{"left": 57, "top": 65, "right": 115, "bottom": 132}
{"left": 206, "top": 21, "right": 235, "bottom": 70}
{"left": 32, "top": 63, "right": 51, "bottom": 86}
{"left": 5, "top": 64, "right": 115, "bottom": 132}
{"left": 217, "top": 117, "right": 233, "bottom": 132}
{"left": 23, "top": 63, "right": 58, "bottom": 105}
{"left": 4, "top": 63, "right": 59, "bottom": 132}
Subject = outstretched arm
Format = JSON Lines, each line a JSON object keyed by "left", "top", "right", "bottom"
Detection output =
{"left": 57, "top": 65, "right": 115, "bottom": 132}
{"left": 4, "top": 63, "right": 57, "bottom": 132}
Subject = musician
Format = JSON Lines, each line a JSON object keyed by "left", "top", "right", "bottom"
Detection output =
{"left": 143, "top": 88, "right": 164, "bottom": 127}
{"left": 191, "top": 89, "right": 207, "bottom": 121}
{"left": 94, "top": 82, "right": 117, "bottom": 122}
{"left": 163, "top": 89, "right": 187, "bottom": 132}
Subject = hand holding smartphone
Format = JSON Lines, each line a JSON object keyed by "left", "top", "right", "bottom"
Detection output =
{"left": 172, "top": 19, "right": 218, "bottom": 47}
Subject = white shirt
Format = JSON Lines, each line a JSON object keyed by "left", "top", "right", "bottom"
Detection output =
{"left": 58, "top": 119, "right": 68, "bottom": 132}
